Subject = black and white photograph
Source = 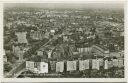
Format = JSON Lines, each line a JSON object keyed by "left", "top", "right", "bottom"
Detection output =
{"left": 3, "top": 2, "right": 124, "bottom": 78}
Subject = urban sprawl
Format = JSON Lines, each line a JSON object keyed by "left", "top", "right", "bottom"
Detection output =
{"left": 4, "top": 7, "right": 124, "bottom": 78}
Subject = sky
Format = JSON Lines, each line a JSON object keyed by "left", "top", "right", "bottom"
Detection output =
{"left": 4, "top": 1, "right": 124, "bottom": 9}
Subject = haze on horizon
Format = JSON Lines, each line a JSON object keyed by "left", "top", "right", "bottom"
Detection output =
{"left": 4, "top": 2, "right": 124, "bottom": 10}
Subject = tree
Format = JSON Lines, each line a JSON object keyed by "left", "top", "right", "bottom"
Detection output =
{"left": 4, "top": 62, "right": 12, "bottom": 72}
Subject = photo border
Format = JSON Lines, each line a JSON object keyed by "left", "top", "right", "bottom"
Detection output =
{"left": 0, "top": 0, "right": 127, "bottom": 82}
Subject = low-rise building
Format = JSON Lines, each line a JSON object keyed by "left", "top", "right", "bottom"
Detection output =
{"left": 4, "top": 55, "right": 7, "bottom": 62}
{"left": 92, "top": 45, "right": 109, "bottom": 57}
{"left": 12, "top": 45, "right": 24, "bottom": 61}
{"left": 15, "top": 31, "right": 28, "bottom": 44}
{"left": 77, "top": 47, "right": 92, "bottom": 53}
{"left": 110, "top": 52, "right": 123, "bottom": 58}
{"left": 104, "top": 60, "right": 111, "bottom": 69}
{"left": 30, "top": 30, "right": 45, "bottom": 40}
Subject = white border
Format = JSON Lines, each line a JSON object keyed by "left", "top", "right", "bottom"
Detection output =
{"left": 0, "top": 0, "right": 125, "bottom": 3}
{"left": 0, "top": 2, "right": 4, "bottom": 82}
{"left": 0, "top": 0, "right": 127, "bottom": 82}
{"left": 1, "top": 78, "right": 127, "bottom": 82}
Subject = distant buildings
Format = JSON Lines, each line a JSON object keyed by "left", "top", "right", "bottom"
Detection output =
{"left": 12, "top": 45, "right": 29, "bottom": 61}
{"left": 109, "top": 52, "right": 124, "bottom": 58}
{"left": 36, "top": 50, "right": 48, "bottom": 60}
{"left": 30, "top": 30, "right": 45, "bottom": 40}
{"left": 4, "top": 8, "right": 124, "bottom": 77}
{"left": 50, "top": 29, "right": 55, "bottom": 35}
{"left": 12, "top": 45, "right": 23, "bottom": 61}
{"left": 37, "top": 50, "right": 44, "bottom": 56}
{"left": 15, "top": 32, "right": 28, "bottom": 44}
{"left": 50, "top": 61, "right": 57, "bottom": 71}
{"left": 3, "top": 50, "right": 7, "bottom": 62}
{"left": 4, "top": 55, "right": 7, "bottom": 63}
{"left": 92, "top": 45, "right": 109, "bottom": 57}
{"left": 77, "top": 47, "right": 92, "bottom": 53}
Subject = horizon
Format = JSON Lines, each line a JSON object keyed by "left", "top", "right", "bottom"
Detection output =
{"left": 4, "top": 3, "right": 124, "bottom": 10}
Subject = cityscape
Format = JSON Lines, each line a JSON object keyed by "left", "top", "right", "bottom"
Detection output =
{"left": 3, "top": 3, "right": 124, "bottom": 78}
